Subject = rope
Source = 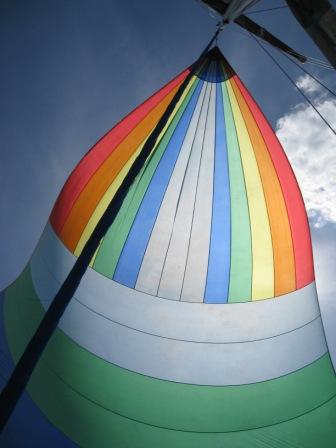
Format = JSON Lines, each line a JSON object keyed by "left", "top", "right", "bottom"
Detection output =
{"left": 230, "top": 25, "right": 336, "bottom": 93}
{"left": 249, "top": 33, "right": 336, "bottom": 137}
{"left": 246, "top": 5, "right": 288, "bottom": 15}
{"left": 228, "top": 15, "right": 333, "bottom": 70}
{"left": 277, "top": 51, "right": 336, "bottom": 98}
{"left": 0, "top": 27, "right": 223, "bottom": 432}
{"left": 283, "top": 49, "right": 334, "bottom": 70}
{"left": 303, "top": 60, "right": 334, "bottom": 71}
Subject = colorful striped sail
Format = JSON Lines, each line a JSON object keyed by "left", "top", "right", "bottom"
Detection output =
{"left": 49, "top": 48, "right": 313, "bottom": 303}
{"left": 1, "top": 47, "right": 335, "bottom": 447}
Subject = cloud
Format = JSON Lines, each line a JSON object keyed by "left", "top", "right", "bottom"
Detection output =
{"left": 276, "top": 74, "right": 336, "bottom": 228}
{"left": 295, "top": 74, "right": 323, "bottom": 95}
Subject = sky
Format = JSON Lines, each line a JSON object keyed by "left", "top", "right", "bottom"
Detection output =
{"left": 0, "top": 0, "right": 336, "bottom": 359}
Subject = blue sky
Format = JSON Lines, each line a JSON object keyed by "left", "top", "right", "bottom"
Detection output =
{"left": 0, "top": 0, "right": 335, "bottom": 358}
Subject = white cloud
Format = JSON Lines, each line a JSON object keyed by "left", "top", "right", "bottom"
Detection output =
{"left": 276, "top": 75, "right": 336, "bottom": 228}
{"left": 296, "top": 74, "right": 322, "bottom": 95}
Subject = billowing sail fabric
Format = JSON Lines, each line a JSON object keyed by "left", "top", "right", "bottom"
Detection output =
{"left": 1, "top": 47, "right": 336, "bottom": 447}
{"left": 50, "top": 48, "right": 313, "bottom": 303}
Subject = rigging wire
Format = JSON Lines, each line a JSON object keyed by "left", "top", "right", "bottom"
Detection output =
{"left": 249, "top": 32, "right": 336, "bottom": 137}
{"left": 246, "top": 5, "right": 288, "bottom": 15}
{"left": 230, "top": 25, "right": 333, "bottom": 69}
{"left": 300, "top": 54, "right": 333, "bottom": 65}
{"left": 195, "top": 1, "right": 333, "bottom": 69}
{"left": 304, "top": 56, "right": 333, "bottom": 67}
{"left": 303, "top": 61, "right": 334, "bottom": 70}
{"left": 275, "top": 51, "right": 336, "bottom": 98}
{"left": 227, "top": 26, "right": 335, "bottom": 96}
{"left": 283, "top": 49, "right": 334, "bottom": 70}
